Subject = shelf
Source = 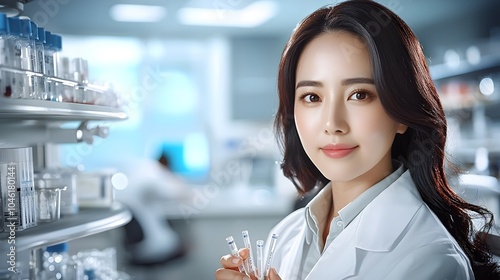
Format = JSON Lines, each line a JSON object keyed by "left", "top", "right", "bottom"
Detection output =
{"left": 430, "top": 54, "right": 500, "bottom": 81}
{"left": 0, "top": 202, "right": 131, "bottom": 252}
{"left": 0, "top": 66, "right": 109, "bottom": 92}
{"left": 0, "top": 98, "right": 127, "bottom": 122}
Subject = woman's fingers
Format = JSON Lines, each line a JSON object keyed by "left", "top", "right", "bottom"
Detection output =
{"left": 216, "top": 248, "right": 256, "bottom": 280}
{"left": 215, "top": 267, "right": 252, "bottom": 280}
{"left": 220, "top": 254, "right": 243, "bottom": 269}
{"left": 237, "top": 247, "right": 249, "bottom": 259}
{"left": 268, "top": 268, "right": 282, "bottom": 280}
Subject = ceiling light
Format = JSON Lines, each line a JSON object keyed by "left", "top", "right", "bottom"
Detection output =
{"left": 443, "top": 49, "right": 460, "bottom": 68}
{"left": 479, "top": 77, "right": 494, "bottom": 96}
{"left": 178, "top": 0, "right": 277, "bottom": 28}
{"left": 110, "top": 4, "right": 166, "bottom": 22}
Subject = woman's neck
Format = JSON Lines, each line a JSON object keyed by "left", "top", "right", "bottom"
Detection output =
{"left": 322, "top": 159, "right": 395, "bottom": 244}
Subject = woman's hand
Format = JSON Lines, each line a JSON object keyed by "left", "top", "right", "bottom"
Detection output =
{"left": 215, "top": 248, "right": 254, "bottom": 280}
{"left": 215, "top": 248, "right": 282, "bottom": 280}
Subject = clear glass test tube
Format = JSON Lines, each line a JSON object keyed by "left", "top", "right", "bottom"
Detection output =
{"left": 242, "top": 230, "right": 255, "bottom": 274}
{"left": 225, "top": 236, "right": 247, "bottom": 275}
{"left": 264, "top": 233, "right": 278, "bottom": 278}
{"left": 256, "top": 240, "right": 265, "bottom": 280}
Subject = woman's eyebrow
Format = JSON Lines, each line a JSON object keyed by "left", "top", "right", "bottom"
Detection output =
{"left": 295, "top": 77, "right": 374, "bottom": 89}
{"left": 341, "top": 77, "right": 374, "bottom": 86}
{"left": 296, "top": 80, "right": 323, "bottom": 89}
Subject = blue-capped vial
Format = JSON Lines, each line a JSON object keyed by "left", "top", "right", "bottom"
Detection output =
{"left": 29, "top": 20, "right": 47, "bottom": 100}
{"left": 0, "top": 13, "right": 10, "bottom": 98}
{"left": 0, "top": 13, "right": 9, "bottom": 65}
{"left": 7, "top": 17, "right": 35, "bottom": 98}
{"left": 34, "top": 26, "right": 49, "bottom": 100}
{"left": 46, "top": 32, "right": 65, "bottom": 102}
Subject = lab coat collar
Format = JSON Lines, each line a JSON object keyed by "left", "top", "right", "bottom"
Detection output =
{"left": 305, "top": 169, "right": 423, "bottom": 279}
{"left": 304, "top": 162, "right": 405, "bottom": 246}
{"left": 304, "top": 184, "right": 332, "bottom": 245}
{"left": 354, "top": 169, "right": 422, "bottom": 251}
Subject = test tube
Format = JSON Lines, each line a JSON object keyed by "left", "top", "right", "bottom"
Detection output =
{"left": 225, "top": 236, "right": 247, "bottom": 275}
{"left": 256, "top": 240, "right": 265, "bottom": 280}
{"left": 264, "top": 233, "right": 278, "bottom": 278}
{"left": 242, "top": 230, "right": 255, "bottom": 274}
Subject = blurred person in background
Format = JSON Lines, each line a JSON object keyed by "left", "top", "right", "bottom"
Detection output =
{"left": 118, "top": 150, "right": 189, "bottom": 265}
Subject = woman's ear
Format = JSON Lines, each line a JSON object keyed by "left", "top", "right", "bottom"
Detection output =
{"left": 396, "top": 123, "right": 408, "bottom": 134}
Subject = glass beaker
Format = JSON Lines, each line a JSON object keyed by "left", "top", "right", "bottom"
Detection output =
{"left": 35, "top": 186, "right": 65, "bottom": 223}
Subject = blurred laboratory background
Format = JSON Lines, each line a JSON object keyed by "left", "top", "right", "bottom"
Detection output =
{"left": 1, "top": 0, "right": 500, "bottom": 279}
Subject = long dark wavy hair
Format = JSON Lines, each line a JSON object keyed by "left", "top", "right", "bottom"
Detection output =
{"left": 274, "top": 0, "right": 500, "bottom": 278}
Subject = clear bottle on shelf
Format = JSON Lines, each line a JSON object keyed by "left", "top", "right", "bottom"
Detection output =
{"left": 25, "top": 20, "right": 46, "bottom": 100}
{"left": 71, "top": 58, "right": 89, "bottom": 104}
{"left": 0, "top": 13, "right": 10, "bottom": 98}
{"left": 43, "top": 30, "right": 55, "bottom": 100}
{"left": 47, "top": 32, "right": 66, "bottom": 102}
{"left": 7, "top": 17, "right": 35, "bottom": 99}
{"left": 33, "top": 25, "right": 48, "bottom": 100}
{"left": 57, "top": 56, "right": 73, "bottom": 102}
{"left": 5, "top": 17, "right": 20, "bottom": 98}
{"left": 42, "top": 243, "right": 81, "bottom": 280}
{"left": 20, "top": 18, "right": 36, "bottom": 99}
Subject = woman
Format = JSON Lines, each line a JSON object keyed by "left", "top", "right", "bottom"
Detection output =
{"left": 216, "top": 1, "right": 500, "bottom": 279}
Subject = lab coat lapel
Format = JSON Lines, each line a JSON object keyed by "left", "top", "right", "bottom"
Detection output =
{"left": 304, "top": 170, "right": 422, "bottom": 279}
{"left": 279, "top": 224, "right": 306, "bottom": 279}
{"left": 304, "top": 218, "right": 359, "bottom": 279}
{"left": 355, "top": 170, "right": 422, "bottom": 251}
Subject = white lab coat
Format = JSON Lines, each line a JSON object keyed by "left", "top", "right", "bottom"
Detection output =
{"left": 268, "top": 170, "right": 474, "bottom": 280}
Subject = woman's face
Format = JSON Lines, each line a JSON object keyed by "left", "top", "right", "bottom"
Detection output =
{"left": 294, "top": 32, "right": 407, "bottom": 185}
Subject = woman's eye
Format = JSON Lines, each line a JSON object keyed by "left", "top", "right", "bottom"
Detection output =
{"left": 349, "top": 90, "right": 370, "bottom": 100}
{"left": 300, "top": 93, "right": 320, "bottom": 103}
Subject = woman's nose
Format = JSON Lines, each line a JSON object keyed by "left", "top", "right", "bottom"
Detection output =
{"left": 324, "top": 102, "right": 348, "bottom": 135}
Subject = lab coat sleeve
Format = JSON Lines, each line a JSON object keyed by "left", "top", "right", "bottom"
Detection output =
{"left": 384, "top": 242, "right": 474, "bottom": 280}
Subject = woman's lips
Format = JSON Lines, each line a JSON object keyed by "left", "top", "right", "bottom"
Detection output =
{"left": 321, "top": 144, "right": 358, "bottom": 159}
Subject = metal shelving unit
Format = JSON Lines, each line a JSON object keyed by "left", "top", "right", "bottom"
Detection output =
{"left": 0, "top": 66, "right": 130, "bottom": 278}
{"left": 0, "top": 98, "right": 130, "bottom": 252}
{"left": 0, "top": 98, "right": 127, "bottom": 121}
{"left": 0, "top": 203, "right": 131, "bottom": 252}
